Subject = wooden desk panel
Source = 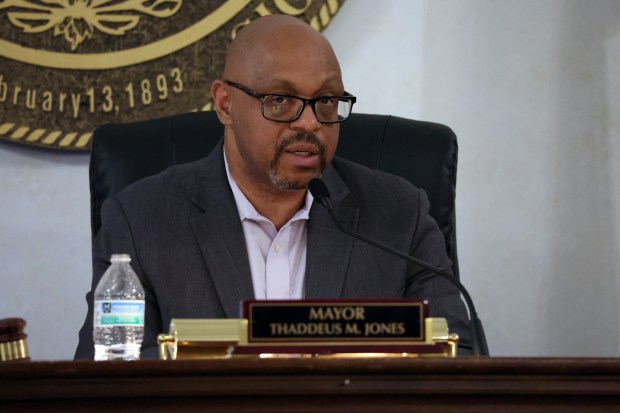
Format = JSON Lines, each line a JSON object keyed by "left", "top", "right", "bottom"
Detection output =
{"left": 1, "top": 357, "right": 619, "bottom": 412}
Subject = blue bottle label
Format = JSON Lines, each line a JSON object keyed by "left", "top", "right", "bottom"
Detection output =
{"left": 94, "top": 300, "right": 145, "bottom": 327}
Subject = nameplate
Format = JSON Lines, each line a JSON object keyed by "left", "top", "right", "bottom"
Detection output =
{"left": 242, "top": 300, "right": 427, "bottom": 343}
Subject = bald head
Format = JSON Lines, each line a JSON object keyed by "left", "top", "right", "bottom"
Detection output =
{"left": 223, "top": 15, "right": 342, "bottom": 89}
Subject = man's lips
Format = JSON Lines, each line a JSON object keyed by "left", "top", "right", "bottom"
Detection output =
{"left": 282, "top": 143, "right": 321, "bottom": 166}
{"left": 284, "top": 144, "right": 320, "bottom": 157}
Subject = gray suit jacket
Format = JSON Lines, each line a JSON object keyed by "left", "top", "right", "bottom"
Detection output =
{"left": 75, "top": 141, "right": 472, "bottom": 358}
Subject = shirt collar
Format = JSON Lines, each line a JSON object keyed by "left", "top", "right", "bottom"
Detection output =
{"left": 224, "top": 147, "right": 313, "bottom": 224}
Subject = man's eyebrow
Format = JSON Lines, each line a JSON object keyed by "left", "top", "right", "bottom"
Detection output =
{"left": 260, "top": 78, "right": 344, "bottom": 94}
{"left": 258, "top": 78, "right": 297, "bottom": 91}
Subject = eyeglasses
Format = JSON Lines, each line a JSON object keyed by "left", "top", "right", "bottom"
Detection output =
{"left": 224, "top": 80, "right": 356, "bottom": 124}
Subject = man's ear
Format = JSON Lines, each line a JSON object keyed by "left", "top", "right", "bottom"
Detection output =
{"left": 212, "top": 80, "right": 232, "bottom": 125}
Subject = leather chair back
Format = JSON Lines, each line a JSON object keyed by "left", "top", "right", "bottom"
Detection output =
{"left": 90, "top": 111, "right": 460, "bottom": 278}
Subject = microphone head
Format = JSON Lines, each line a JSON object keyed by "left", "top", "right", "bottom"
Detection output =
{"left": 308, "top": 178, "right": 330, "bottom": 202}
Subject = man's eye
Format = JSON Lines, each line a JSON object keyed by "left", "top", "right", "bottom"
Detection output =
{"left": 270, "top": 96, "right": 289, "bottom": 105}
{"left": 318, "top": 97, "right": 336, "bottom": 106}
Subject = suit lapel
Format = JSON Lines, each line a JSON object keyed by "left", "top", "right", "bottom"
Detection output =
{"left": 187, "top": 146, "right": 358, "bottom": 307}
{"left": 305, "top": 164, "right": 359, "bottom": 298}
{"left": 189, "top": 143, "right": 254, "bottom": 318}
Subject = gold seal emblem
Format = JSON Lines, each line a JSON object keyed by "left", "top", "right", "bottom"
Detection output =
{"left": 0, "top": 0, "right": 346, "bottom": 151}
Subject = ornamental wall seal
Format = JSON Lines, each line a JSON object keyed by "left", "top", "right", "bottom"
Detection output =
{"left": 0, "top": 0, "right": 346, "bottom": 151}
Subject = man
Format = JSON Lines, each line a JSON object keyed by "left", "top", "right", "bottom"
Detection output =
{"left": 75, "top": 15, "right": 472, "bottom": 358}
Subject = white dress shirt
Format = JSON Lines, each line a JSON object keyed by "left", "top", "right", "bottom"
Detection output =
{"left": 224, "top": 150, "right": 312, "bottom": 299}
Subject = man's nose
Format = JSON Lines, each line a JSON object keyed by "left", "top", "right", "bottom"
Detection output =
{"left": 290, "top": 104, "right": 321, "bottom": 132}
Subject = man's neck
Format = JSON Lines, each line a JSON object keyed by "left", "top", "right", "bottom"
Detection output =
{"left": 235, "top": 178, "right": 306, "bottom": 231}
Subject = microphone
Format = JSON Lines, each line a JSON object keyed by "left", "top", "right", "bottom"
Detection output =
{"left": 308, "top": 178, "right": 489, "bottom": 356}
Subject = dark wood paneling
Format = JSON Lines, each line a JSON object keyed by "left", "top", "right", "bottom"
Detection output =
{"left": 1, "top": 358, "right": 620, "bottom": 412}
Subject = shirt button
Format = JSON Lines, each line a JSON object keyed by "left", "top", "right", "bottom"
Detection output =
{"left": 274, "top": 244, "right": 282, "bottom": 253}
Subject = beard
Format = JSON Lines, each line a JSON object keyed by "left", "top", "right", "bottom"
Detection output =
{"left": 269, "top": 132, "right": 327, "bottom": 192}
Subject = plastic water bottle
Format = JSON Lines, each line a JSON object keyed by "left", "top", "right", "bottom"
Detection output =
{"left": 93, "top": 254, "right": 145, "bottom": 361}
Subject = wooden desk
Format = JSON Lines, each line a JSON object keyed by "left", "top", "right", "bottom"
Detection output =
{"left": 1, "top": 357, "right": 619, "bottom": 412}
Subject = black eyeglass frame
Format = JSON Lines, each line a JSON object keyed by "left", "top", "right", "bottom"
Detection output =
{"left": 223, "top": 80, "right": 356, "bottom": 124}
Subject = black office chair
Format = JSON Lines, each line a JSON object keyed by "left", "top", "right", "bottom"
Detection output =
{"left": 89, "top": 111, "right": 460, "bottom": 279}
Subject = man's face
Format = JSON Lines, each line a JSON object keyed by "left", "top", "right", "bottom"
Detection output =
{"left": 222, "top": 30, "right": 343, "bottom": 193}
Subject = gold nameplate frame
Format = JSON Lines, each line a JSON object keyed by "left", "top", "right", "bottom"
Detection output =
{"left": 157, "top": 300, "right": 459, "bottom": 359}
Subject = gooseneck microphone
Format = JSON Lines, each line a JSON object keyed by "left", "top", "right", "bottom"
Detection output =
{"left": 308, "top": 178, "right": 489, "bottom": 356}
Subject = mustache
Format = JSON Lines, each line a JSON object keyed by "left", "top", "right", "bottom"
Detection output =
{"left": 276, "top": 133, "right": 326, "bottom": 156}
{"left": 269, "top": 132, "right": 328, "bottom": 191}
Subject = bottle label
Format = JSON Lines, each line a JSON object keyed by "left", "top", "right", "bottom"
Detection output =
{"left": 94, "top": 300, "right": 145, "bottom": 327}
